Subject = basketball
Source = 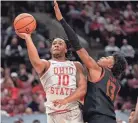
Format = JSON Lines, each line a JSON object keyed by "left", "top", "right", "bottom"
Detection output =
{"left": 13, "top": 13, "right": 36, "bottom": 34}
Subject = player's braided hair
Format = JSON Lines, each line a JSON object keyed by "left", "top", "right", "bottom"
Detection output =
{"left": 111, "top": 52, "right": 128, "bottom": 78}
{"left": 48, "top": 37, "right": 73, "bottom": 60}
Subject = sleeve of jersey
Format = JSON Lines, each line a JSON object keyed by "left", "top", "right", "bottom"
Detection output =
{"left": 60, "top": 18, "right": 82, "bottom": 51}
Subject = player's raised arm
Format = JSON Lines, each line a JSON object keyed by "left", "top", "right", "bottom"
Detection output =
{"left": 54, "top": 0, "right": 101, "bottom": 71}
{"left": 15, "top": 32, "right": 49, "bottom": 75}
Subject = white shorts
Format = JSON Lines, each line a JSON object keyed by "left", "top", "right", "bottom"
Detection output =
{"left": 46, "top": 108, "right": 84, "bottom": 123}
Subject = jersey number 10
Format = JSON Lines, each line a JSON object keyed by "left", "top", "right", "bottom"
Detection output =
{"left": 58, "top": 75, "right": 69, "bottom": 86}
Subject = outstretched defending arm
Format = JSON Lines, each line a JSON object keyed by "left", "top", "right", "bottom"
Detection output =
{"left": 54, "top": 0, "right": 101, "bottom": 71}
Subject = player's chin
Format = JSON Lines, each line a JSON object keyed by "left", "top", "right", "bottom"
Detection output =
{"left": 97, "top": 62, "right": 105, "bottom": 68}
{"left": 52, "top": 52, "right": 62, "bottom": 56}
{"left": 128, "top": 119, "right": 131, "bottom": 123}
{"left": 53, "top": 51, "right": 61, "bottom": 55}
{"left": 97, "top": 61, "right": 102, "bottom": 66}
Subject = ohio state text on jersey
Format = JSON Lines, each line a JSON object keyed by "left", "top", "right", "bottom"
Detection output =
{"left": 40, "top": 60, "right": 79, "bottom": 113}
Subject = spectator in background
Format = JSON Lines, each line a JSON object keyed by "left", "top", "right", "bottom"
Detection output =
{"left": 1, "top": 77, "right": 21, "bottom": 116}
{"left": 123, "top": 4, "right": 136, "bottom": 21}
{"left": 38, "top": 103, "right": 45, "bottom": 114}
{"left": 67, "top": 5, "right": 82, "bottom": 30}
{"left": 5, "top": 36, "right": 24, "bottom": 68}
{"left": 25, "top": 107, "right": 33, "bottom": 115}
{"left": 121, "top": 39, "right": 135, "bottom": 65}
{"left": 105, "top": 36, "right": 120, "bottom": 56}
{"left": 129, "top": 108, "right": 136, "bottom": 123}
{"left": 116, "top": 119, "right": 126, "bottom": 123}
{"left": 1, "top": 110, "right": 10, "bottom": 117}
{"left": 31, "top": 68, "right": 39, "bottom": 80}
{"left": 31, "top": 31, "right": 46, "bottom": 46}
{"left": 33, "top": 120, "right": 40, "bottom": 123}
{"left": 133, "top": 64, "right": 138, "bottom": 79}
{"left": 14, "top": 118, "right": 24, "bottom": 123}
{"left": 67, "top": 5, "right": 81, "bottom": 20}
{"left": 31, "top": 79, "right": 45, "bottom": 98}
{"left": 0, "top": 67, "right": 5, "bottom": 84}
{"left": 37, "top": 41, "right": 50, "bottom": 59}
{"left": 131, "top": 98, "right": 138, "bottom": 123}
{"left": 3, "top": 26, "right": 16, "bottom": 48}
{"left": 28, "top": 94, "right": 40, "bottom": 112}
{"left": 17, "top": 66, "right": 35, "bottom": 100}
{"left": 19, "top": 67, "right": 29, "bottom": 82}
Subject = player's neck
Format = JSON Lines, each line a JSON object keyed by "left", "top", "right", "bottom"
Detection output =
{"left": 52, "top": 55, "right": 66, "bottom": 62}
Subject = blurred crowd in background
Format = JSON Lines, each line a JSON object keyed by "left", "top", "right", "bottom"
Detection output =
{"left": 1, "top": 1, "right": 138, "bottom": 123}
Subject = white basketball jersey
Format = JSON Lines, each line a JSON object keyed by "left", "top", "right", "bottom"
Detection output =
{"left": 40, "top": 60, "right": 79, "bottom": 114}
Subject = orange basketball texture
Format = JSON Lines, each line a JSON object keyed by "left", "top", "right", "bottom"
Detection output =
{"left": 14, "top": 13, "right": 36, "bottom": 34}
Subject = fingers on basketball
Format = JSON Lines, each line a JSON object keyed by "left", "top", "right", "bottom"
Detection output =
{"left": 14, "top": 13, "right": 36, "bottom": 34}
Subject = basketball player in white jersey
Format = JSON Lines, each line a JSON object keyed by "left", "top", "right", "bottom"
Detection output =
{"left": 15, "top": 31, "right": 87, "bottom": 123}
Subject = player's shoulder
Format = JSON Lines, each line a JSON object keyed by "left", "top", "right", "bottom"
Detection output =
{"left": 73, "top": 61, "right": 83, "bottom": 69}
{"left": 41, "top": 59, "right": 49, "bottom": 63}
{"left": 73, "top": 61, "right": 82, "bottom": 65}
{"left": 40, "top": 59, "right": 50, "bottom": 67}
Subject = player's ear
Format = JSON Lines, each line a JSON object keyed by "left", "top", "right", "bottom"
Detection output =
{"left": 108, "top": 65, "right": 113, "bottom": 69}
{"left": 65, "top": 48, "right": 67, "bottom": 53}
{"left": 50, "top": 47, "right": 52, "bottom": 54}
{"left": 108, "top": 62, "right": 114, "bottom": 68}
{"left": 108, "top": 58, "right": 114, "bottom": 68}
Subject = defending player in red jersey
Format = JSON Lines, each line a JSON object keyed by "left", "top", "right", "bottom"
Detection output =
{"left": 15, "top": 33, "right": 87, "bottom": 122}
{"left": 53, "top": 0, "right": 128, "bottom": 123}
